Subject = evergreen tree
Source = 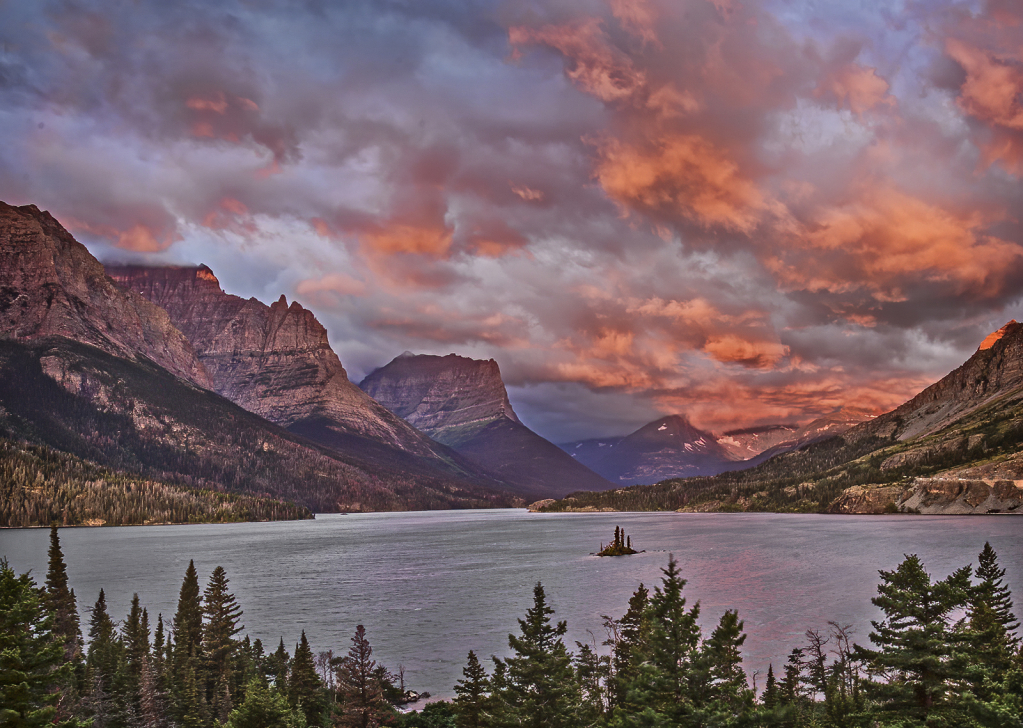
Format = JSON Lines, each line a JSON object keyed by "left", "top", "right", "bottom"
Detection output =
{"left": 169, "top": 560, "right": 206, "bottom": 728}
{"left": 973, "top": 542, "right": 1020, "bottom": 648}
{"left": 498, "top": 582, "right": 580, "bottom": 728}
{"left": 452, "top": 651, "right": 493, "bottom": 728}
{"left": 855, "top": 553, "right": 973, "bottom": 726}
{"left": 42, "top": 525, "right": 84, "bottom": 722}
{"left": 226, "top": 679, "right": 306, "bottom": 728}
{"left": 607, "top": 582, "right": 649, "bottom": 713}
{"left": 643, "top": 555, "right": 702, "bottom": 723}
{"left": 763, "top": 664, "right": 779, "bottom": 709}
{"left": 334, "top": 625, "right": 392, "bottom": 728}
{"left": 266, "top": 638, "right": 291, "bottom": 688}
{"left": 85, "top": 589, "right": 129, "bottom": 728}
{"left": 203, "top": 565, "right": 243, "bottom": 721}
{"left": 139, "top": 656, "right": 170, "bottom": 728}
{"left": 289, "top": 630, "right": 324, "bottom": 726}
{"left": 123, "top": 593, "right": 150, "bottom": 716}
{"left": 0, "top": 559, "right": 77, "bottom": 728}
{"left": 43, "top": 524, "right": 82, "bottom": 663}
{"left": 701, "top": 610, "right": 753, "bottom": 725}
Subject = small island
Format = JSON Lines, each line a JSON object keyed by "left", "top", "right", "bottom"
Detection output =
{"left": 598, "top": 525, "right": 638, "bottom": 556}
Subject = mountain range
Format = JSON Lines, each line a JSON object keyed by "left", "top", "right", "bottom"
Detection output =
{"left": 3, "top": 200, "right": 1020, "bottom": 521}
{"left": 539, "top": 321, "right": 1023, "bottom": 515}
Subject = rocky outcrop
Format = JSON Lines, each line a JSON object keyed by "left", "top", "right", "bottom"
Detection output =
{"left": 827, "top": 478, "right": 1023, "bottom": 515}
{"left": 0, "top": 203, "right": 210, "bottom": 387}
{"left": 561, "top": 415, "right": 738, "bottom": 486}
{"left": 360, "top": 353, "right": 612, "bottom": 498}
{"left": 107, "top": 265, "right": 456, "bottom": 460}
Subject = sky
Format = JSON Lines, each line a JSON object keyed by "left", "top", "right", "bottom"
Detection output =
{"left": 2, "top": 0, "right": 1023, "bottom": 443}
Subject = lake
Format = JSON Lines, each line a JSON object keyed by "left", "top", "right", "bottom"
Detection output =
{"left": 2, "top": 510, "right": 1020, "bottom": 699}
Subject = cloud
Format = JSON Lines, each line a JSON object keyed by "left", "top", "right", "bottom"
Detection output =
{"left": 1, "top": 0, "right": 1022, "bottom": 442}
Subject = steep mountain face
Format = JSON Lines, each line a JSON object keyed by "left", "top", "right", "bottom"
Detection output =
{"left": 0, "top": 203, "right": 210, "bottom": 387}
{"left": 854, "top": 320, "right": 1023, "bottom": 442}
{"left": 562, "top": 415, "right": 738, "bottom": 485}
{"left": 360, "top": 353, "right": 612, "bottom": 498}
{"left": 107, "top": 265, "right": 469, "bottom": 465}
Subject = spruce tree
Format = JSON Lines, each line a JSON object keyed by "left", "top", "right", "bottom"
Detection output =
{"left": 645, "top": 555, "right": 702, "bottom": 722}
{"left": 202, "top": 565, "right": 243, "bottom": 721}
{"left": 289, "top": 631, "right": 324, "bottom": 726}
{"left": 499, "top": 582, "right": 580, "bottom": 728}
{"left": 974, "top": 542, "right": 1020, "bottom": 647}
{"left": 763, "top": 664, "right": 779, "bottom": 709}
{"left": 122, "top": 594, "right": 150, "bottom": 718}
{"left": 226, "top": 679, "right": 306, "bottom": 728}
{"left": 0, "top": 559, "right": 77, "bottom": 728}
{"left": 856, "top": 553, "right": 973, "bottom": 726}
{"left": 334, "top": 625, "right": 391, "bottom": 728}
{"left": 453, "top": 650, "right": 493, "bottom": 728}
{"left": 701, "top": 610, "right": 753, "bottom": 724}
{"left": 44, "top": 524, "right": 82, "bottom": 663}
{"left": 85, "top": 589, "right": 129, "bottom": 727}
{"left": 169, "top": 560, "right": 206, "bottom": 727}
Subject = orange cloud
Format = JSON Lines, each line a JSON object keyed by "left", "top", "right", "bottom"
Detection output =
{"left": 186, "top": 92, "right": 228, "bottom": 114}
{"left": 704, "top": 335, "right": 788, "bottom": 368}
{"left": 771, "top": 187, "right": 1022, "bottom": 299}
{"left": 594, "top": 133, "right": 765, "bottom": 232}
{"left": 510, "top": 19, "right": 646, "bottom": 103}
{"left": 511, "top": 184, "right": 544, "bottom": 201}
{"left": 296, "top": 272, "right": 367, "bottom": 297}
{"left": 946, "top": 39, "right": 1023, "bottom": 131}
{"left": 815, "top": 63, "right": 895, "bottom": 116}
{"left": 608, "top": 0, "right": 659, "bottom": 45}
{"left": 361, "top": 223, "right": 453, "bottom": 257}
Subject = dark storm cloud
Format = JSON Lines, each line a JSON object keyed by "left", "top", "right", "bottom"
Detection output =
{"left": 2, "top": 0, "right": 1022, "bottom": 439}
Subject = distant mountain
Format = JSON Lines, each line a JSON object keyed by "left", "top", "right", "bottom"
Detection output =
{"left": 560, "top": 415, "right": 738, "bottom": 485}
{"left": 360, "top": 353, "right": 612, "bottom": 498}
{"left": 107, "top": 265, "right": 505, "bottom": 492}
{"left": 539, "top": 322, "right": 1023, "bottom": 516}
{"left": 0, "top": 202, "right": 514, "bottom": 513}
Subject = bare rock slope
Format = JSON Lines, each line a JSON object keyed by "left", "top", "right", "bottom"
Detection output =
{"left": 360, "top": 353, "right": 612, "bottom": 498}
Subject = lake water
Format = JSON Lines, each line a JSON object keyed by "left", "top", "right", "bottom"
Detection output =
{"left": 2, "top": 510, "right": 1021, "bottom": 699}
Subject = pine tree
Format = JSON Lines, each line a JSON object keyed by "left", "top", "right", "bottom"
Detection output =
{"left": 289, "top": 631, "right": 324, "bottom": 726}
{"left": 226, "top": 679, "right": 306, "bottom": 728}
{"left": 644, "top": 555, "right": 702, "bottom": 722}
{"left": 203, "top": 565, "right": 243, "bottom": 721}
{"left": 43, "top": 524, "right": 82, "bottom": 663}
{"left": 499, "top": 582, "right": 580, "bottom": 728}
{"left": 169, "top": 560, "right": 206, "bottom": 727}
{"left": 0, "top": 559, "right": 76, "bottom": 728}
{"left": 42, "top": 525, "right": 84, "bottom": 722}
{"left": 453, "top": 651, "right": 493, "bottom": 728}
{"left": 85, "top": 589, "right": 128, "bottom": 728}
{"left": 701, "top": 610, "right": 753, "bottom": 725}
{"left": 855, "top": 553, "right": 973, "bottom": 726}
{"left": 266, "top": 638, "right": 291, "bottom": 688}
{"left": 123, "top": 593, "right": 150, "bottom": 715}
{"left": 763, "top": 664, "right": 779, "bottom": 709}
{"left": 973, "top": 542, "right": 1020, "bottom": 647}
{"left": 334, "top": 625, "right": 391, "bottom": 728}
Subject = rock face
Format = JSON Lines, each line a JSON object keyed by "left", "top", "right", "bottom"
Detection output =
{"left": 853, "top": 321, "right": 1023, "bottom": 442}
{"left": 0, "top": 203, "right": 210, "bottom": 387}
{"left": 827, "top": 479, "right": 1023, "bottom": 515}
{"left": 360, "top": 353, "right": 612, "bottom": 497}
{"left": 107, "top": 265, "right": 456, "bottom": 461}
{"left": 561, "top": 415, "right": 738, "bottom": 485}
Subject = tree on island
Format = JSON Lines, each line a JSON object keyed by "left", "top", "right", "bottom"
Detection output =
{"left": 598, "top": 526, "right": 638, "bottom": 557}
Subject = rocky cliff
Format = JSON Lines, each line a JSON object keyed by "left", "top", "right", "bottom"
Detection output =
{"left": 853, "top": 321, "right": 1023, "bottom": 442}
{"left": 360, "top": 353, "right": 612, "bottom": 497}
{"left": 0, "top": 203, "right": 210, "bottom": 387}
{"left": 107, "top": 265, "right": 460, "bottom": 462}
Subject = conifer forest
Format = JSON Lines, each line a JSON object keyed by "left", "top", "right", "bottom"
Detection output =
{"left": 2, "top": 526, "right": 1021, "bottom": 728}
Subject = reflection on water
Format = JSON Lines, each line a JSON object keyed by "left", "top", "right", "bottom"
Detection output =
{"left": 2, "top": 510, "right": 1020, "bottom": 697}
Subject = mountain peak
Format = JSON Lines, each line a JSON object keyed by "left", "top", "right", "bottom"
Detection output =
{"left": 979, "top": 320, "right": 1019, "bottom": 351}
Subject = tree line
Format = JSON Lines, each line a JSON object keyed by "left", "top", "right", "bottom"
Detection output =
{"left": 2, "top": 527, "right": 1021, "bottom": 727}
